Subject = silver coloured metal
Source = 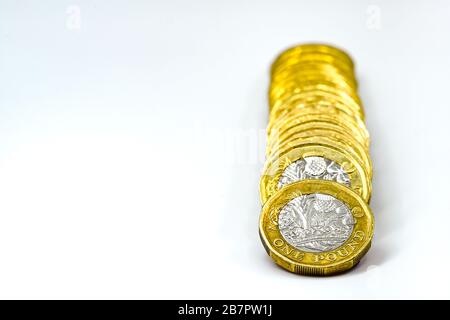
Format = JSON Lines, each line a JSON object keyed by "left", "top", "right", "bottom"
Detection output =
{"left": 278, "top": 193, "right": 355, "bottom": 252}
{"left": 278, "top": 156, "right": 350, "bottom": 189}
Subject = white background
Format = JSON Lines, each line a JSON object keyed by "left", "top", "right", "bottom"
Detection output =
{"left": 1, "top": 0, "right": 449, "bottom": 299}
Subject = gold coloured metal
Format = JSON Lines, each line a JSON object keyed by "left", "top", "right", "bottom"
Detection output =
{"left": 259, "top": 43, "right": 374, "bottom": 275}
{"left": 268, "top": 110, "right": 369, "bottom": 139}
{"left": 267, "top": 120, "right": 369, "bottom": 152}
{"left": 271, "top": 44, "right": 355, "bottom": 72}
{"left": 267, "top": 100, "right": 369, "bottom": 139}
{"left": 260, "top": 143, "right": 371, "bottom": 203}
{"left": 270, "top": 85, "right": 364, "bottom": 118}
{"left": 259, "top": 180, "right": 374, "bottom": 276}
{"left": 269, "top": 132, "right": 372, "bottom": 176}
{"left": 267, "top": 116, "right": 370, "bottom": 153}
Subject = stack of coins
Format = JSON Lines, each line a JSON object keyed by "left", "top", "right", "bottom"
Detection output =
{"left": 259, "top": 44, "right": 374, "bottom": 276}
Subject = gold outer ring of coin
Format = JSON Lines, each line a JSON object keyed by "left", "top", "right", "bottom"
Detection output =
{"left": 271, "top": 44, "right": 355, "bottom": 71}
{"left": 268, "top": 134, "right": 373, "bottom": 179}
{"left": 270, "top": 81, "right": 362, "bottom": 104}
{"left": 267, "top": 101, "right": 370, "bottom": 139}
{"left": 272, "top": 65, "right": 358, "bottom": 89}
{"left": 270, "top": 79, "right": 361, "bottom": 103}
{"left": 273, "top": 65, "right": 354, "bottom": 84}
{"left": 272, "top": 56, "right": 356, "bottom": 81}
{"left": 268, "top": 125, "right": 369, "bottom": 154}
{"left": 267, "top": 117, "right": 370, "bottom": 151}
{"left": 268, "top": 115, "right": 369, "bottom": 151}
{"left": 260, "top": 143, "right": 371, "bottom": 204}
{"left": 268, "top": 106, "right": 367, "bottom": 132}
{"left": 259, "top": 179, "right": 374, "bottom": 276}
{"left": 269, "top": 97, "right": 363, "bottom": 121}
{"left": 263, "top": 133, "right": 370, "bottom": 172}
{"left": 273, "top": 66, "right": 355, "bottom": 86}
{"left": 270, "top": 86, "right": 363, "bottom": 110}
{"left": 272, "top": 44, "right": 355, "bottom": 67}
{"left": 266, "top": 126, "right": 370, "bottom": 162}
{"left": 272, "top": 49, "right": 355, "bottom": 69}
{"left": 269, "top": 85, "right": 364, "bottom": 115}
{"left": 264, "top": 135, "right": 372, "bottom": 187}
{"left": 272, "top": 64, "right": 357, "bottom": 88}
{"left": 269, "top": 89, "right": 364, "bottom": 119}
{"left": 271, "top": 78, "right": 357, "bottom": 101}
{"left": 269, "top": 100, "right": 364, "bottom": 127}
{"left": 265, "top": 140, "right": 372, "bottom": 194}
{"left": 267, "top": 126, "right": 369, "bottom": 160}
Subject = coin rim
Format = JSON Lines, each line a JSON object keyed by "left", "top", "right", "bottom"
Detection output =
{"left": 266, "top": 134, "right": 373, "bottom": 179}
{"left": 267, "top": 119, "right": 370, "bottom": 152}
{"left": 267, "top": 102, "right": 366, "bottom": 135}
{"left": 271, "top": 44, "right": 355, "bottom": 71}
{"left": 260, "top": 143, "right": 371, "bottom": 204}
{"left": 270, "top": 84, "right": 363, "bottom": 114}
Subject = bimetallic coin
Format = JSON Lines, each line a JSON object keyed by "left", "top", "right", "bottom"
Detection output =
{"left": 267, "top": 103, "right": 366, "bottom": 137}
{"left": 272, "top": 57, "right": 356, "bottom": 82}
{"left": 271, "top": 44, "right": 355, "bottom": 73}
{"left": 270, "top": 85, "right": 364, "bottom": 118}
{"left": 270, "top": 80, "right": 362, "bottom": 104}
{"left": 267, "top": 120, "right": 370, "bottom": 153}
{"left": 278, "top": 157, "right": 351, "bottom": 190}
{"left": 266, "top": 132, "right": 373, "bottom": 178}
{"left": 272, "top": 50, "right": 355, "bottom": 68}
{"left": 260, "top": 143, "right": 371, "bottom": 204}
{"left": 272, "top": 66, "right": 358, "bottom": 91}
{"left": 259, "top": 180, "right": 374, "bottom": 275}
{"left": 268, "top": 111, "right": 369, "bottom": 141}
{"left": 269, "top": 93, "right": 364, "bottom": 123}
{"left": 267, "top": 126, "right": 370, "bottom": 165}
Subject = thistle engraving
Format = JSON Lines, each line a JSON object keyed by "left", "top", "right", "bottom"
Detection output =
{"left": 278, "top": 157, "right": 350, "bottom": 189}
{"left": 278, "top": 193, "right": 355, "bottom": 253}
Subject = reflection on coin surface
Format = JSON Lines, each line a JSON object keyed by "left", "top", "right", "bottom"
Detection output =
{"left": 278, "top": 156, "right": 350, "bottom": 189}
{"left": 278, "top": 193, "right": 355, "bottom": 252}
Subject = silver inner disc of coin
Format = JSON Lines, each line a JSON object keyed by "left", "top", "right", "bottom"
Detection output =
{"left": 278, "top": 193, "right": 355, "bottom": 252}
{"left": 278, "top": 156, "right": 350, "bottom": 189}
